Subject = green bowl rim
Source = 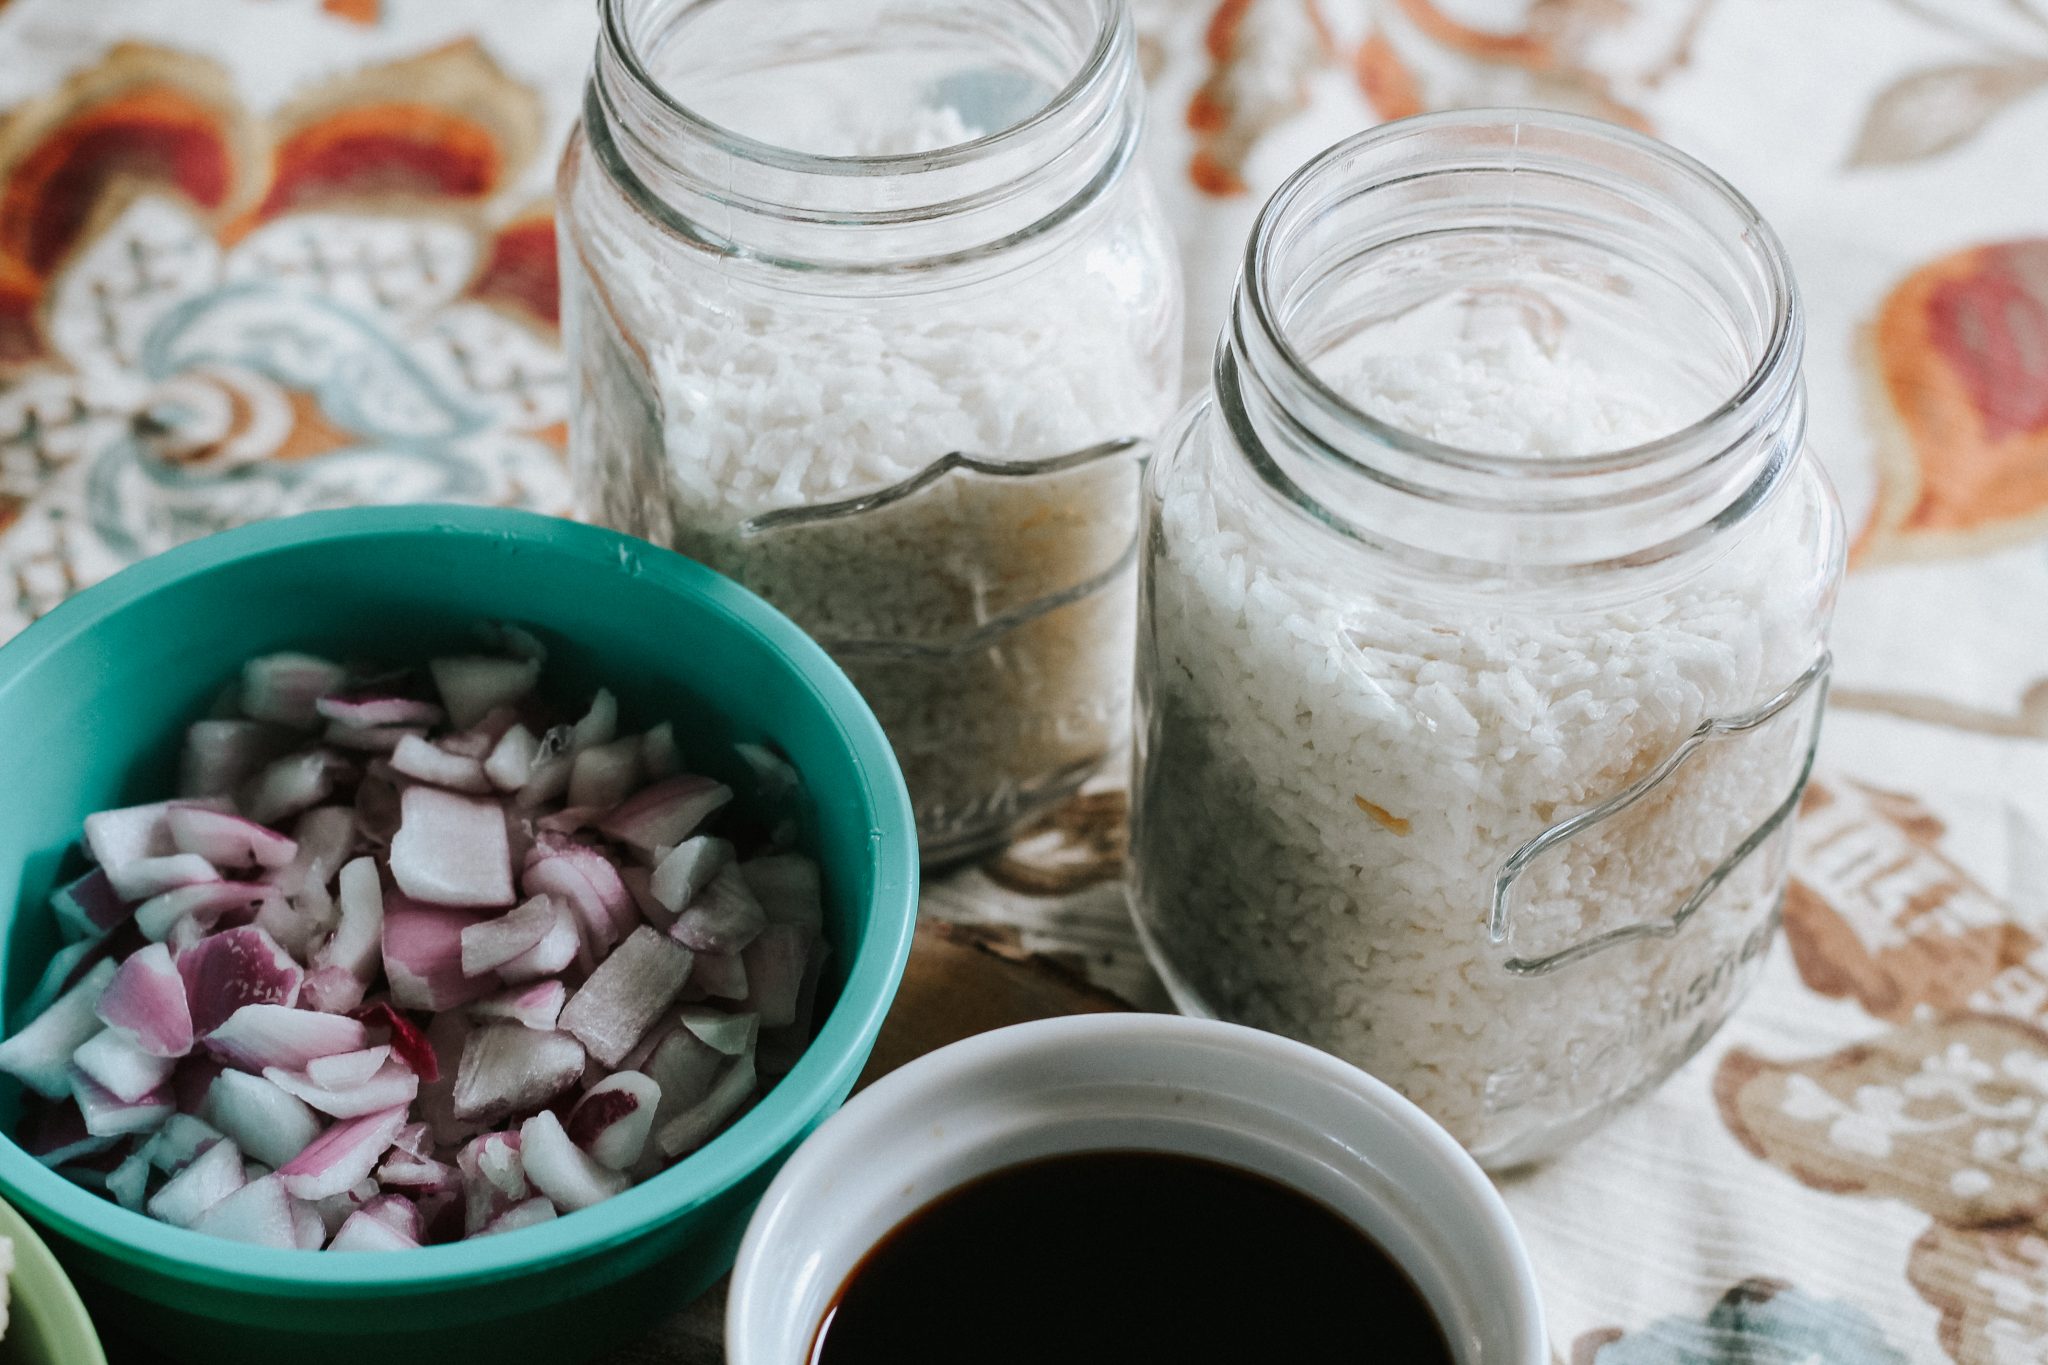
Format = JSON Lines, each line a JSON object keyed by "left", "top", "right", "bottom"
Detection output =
{"left": 0, "top": 505, "right": 919, "bottom": 1295}
{"left": 0, "top": 1193, "right": 108, "bottom": 1364}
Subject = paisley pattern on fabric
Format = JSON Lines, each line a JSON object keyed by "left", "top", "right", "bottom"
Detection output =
{"left": 0, "top": 39, "right": 567, "bottom": 635}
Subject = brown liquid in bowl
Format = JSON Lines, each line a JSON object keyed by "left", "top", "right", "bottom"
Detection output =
{"left": 809, "top": 1149, "right": 1456, "bottom": 1364}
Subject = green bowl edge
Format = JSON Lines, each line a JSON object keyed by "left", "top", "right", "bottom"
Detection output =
{"left": 0, "top": 1194, "right": 108, "bottom": 1365}
{"left": 0, "top": 505, "right": 920, "bottom": 1298}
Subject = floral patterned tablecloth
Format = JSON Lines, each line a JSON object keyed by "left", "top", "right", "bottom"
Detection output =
{"left": 0, "top": 1, "right": 2043, "bottom": 1361}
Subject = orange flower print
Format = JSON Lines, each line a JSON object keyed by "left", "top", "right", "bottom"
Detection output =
{"left": 1859, "top": 240, "right": 2048, "bottom": 565}
{"left": 0, "top": 41, "right": 569, "bottom": 636}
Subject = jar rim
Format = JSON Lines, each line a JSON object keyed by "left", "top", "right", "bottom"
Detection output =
{"left": 1239, "top": 108, "right": 1803, "bottom": 481}
{"left": 597, "top": 0, "right": 1123, "bottom": 178}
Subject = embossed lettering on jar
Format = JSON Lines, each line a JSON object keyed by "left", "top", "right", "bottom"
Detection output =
{"left": 1130, "top": 112, "right": 1844, "bottom": 1168}
{"left": 559, "top": 0, "right": 1183, "bottom": 864}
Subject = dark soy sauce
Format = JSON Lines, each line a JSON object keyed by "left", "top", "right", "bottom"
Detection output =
{"left": 809, "top": 1149, "right": 1456, "bottom": 1365}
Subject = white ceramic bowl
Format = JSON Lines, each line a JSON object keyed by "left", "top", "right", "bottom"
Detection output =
{"left": 727, "top": 1014, "right": 1545, "bottom": 1365}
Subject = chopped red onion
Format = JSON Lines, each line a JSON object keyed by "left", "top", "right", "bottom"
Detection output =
{"left": 304, "top": 1046, "right": 391, "bottom": 1091}
{"left": 146, "top": 1136, "right": 245, "bottom": 1227}
{"left": 242, "top": 654, "right": 348, "bottom": 729}
{"left": 352, "top": 1002, "right": 439, "bottom": 1084}
{"left": 566, "top": 1071, "right": 660, "bottom": 1171}
{"left": 558, "top": 927, "right": 693, "bottom": 1068}
{"left": 430, "top": 656, "right": 543, "bottom": 732}
{"left": 381, "top": 896, "right": 495, "bottom": 1011}
{"left": 190, "top": 1171, "right": 300, "bottom": 1248}
{"left": 278, "top": 1105, "right": 410, "bottom": 1201}
{"left": 599, "top": 778, "right": 733, "bottom": 861}
{"left": 451, "top": 1024, "right": 585, "bottom": 1124}
{"left": 74, "top": 1028, "right": 177, "bottom": 1104}
{"left": 205, "top": 1005, "right": 367, "bottom": 1073}
{"left": 640, "top": 723, "right": 678, "bottom": 780}
{"left": 0, "top": 959, "right": 118, "bottom": 1099}
{"left": 689, "top": 952, "right": 748, "bottom": 1003}
{"left": 459, "top": 896, "right": 557, "bottom": 977}
{"left": 571, "top": 690, "right": 618, "bottom": 753}
{"left": 523, "top": 850, "right": 634, "bottom": 953}
{"left": 71, "top": 1068, "right": 174, "bottom": 1137}
{"left": 669, "top": 862, "right": 765, "bottom": 955}
{"left": 107, "top": 853, "right": 218, "bottom": 904}
{"left": 515, "top": 725, "right": 575, "bottom": 808}
{"left": 741, "top": 925, "right": 814, "bottom": 1030}
{"left": 494, "top": 898, "right": 581, "bottom": 983}
{"left": 469, "top": 979, "right": 566, "bottom": 1032}
{"left": 648, "top": 836, "right": 731, "bottom": 917}
{"left": 266, "top": 1056, "right": 419, "bottom": 1119}
{"left": 180, "top": 720, "right": 292, "bottom": 799}
{"left": 140, "top": 1113, "right": 225, "bottom": 1173}
{"left": 655, "top": 1049, "right": 757, "bottom": 1159}
{"left": 177, "top": 927, "right": 303, "bottom": 1036}
{"left": 95, "top": 943, "right": 193, "bottom": 1058}
{"left": 135, "top": 881, "right": 279, "bottom": 943}
{"left": 242, "top": 751, "right": 346, "bottom": 826}
{"left": 477, "top": 1196, "right": 555, "bottom": 1237}
{"left": 167, "top": 806, "right": 298, "bottom": 872}
{"left": 519, "top": 1109, "right": 628, "bottom": 1212}
{"left": 739, "top": 854, "right": 825, "bottom": 935}
{"left": 567, "top": 738, "right": 642, "bottom": 811}
{"left": 315, "top": 693, "right": 444, "bottom": 730}
{"left": 484, "top": 724, "right": 539, "bottom": 792}
{"left": 389, "top": 735, "right": 493, "bottom": 794}
{"left": 329, "top": 1208, "right": 418, "bottom": 1251}
{"left": 50, "top": 869, "right": 130, "bottom": 942}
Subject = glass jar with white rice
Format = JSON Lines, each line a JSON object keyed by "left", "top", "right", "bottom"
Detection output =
{"left": 559, "top": 0, "right": 1182, "bottom": 864}
{"left": 1130, "top": 111, "right": 1844, "bottom": 1168}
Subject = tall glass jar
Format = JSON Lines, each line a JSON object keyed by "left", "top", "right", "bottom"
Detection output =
{"left": 1130, "top": 111, "right": 1844, "bottom": 1168}
{"left": 559, "top": 0, "right": 1182, "bottom": 864}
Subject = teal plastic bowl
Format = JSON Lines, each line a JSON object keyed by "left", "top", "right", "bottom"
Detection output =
{"left": 0, "top": 506, "right": 918, "bottom": 1365}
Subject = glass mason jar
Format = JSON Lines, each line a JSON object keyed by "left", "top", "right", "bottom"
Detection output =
{"left": 559, "top": 0, "right": 1182, "bottom": 865}
{"left": 1130, "top": 111, "right": 1844, "bottom": 1168}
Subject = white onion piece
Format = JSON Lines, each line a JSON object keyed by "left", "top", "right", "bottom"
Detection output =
{"left": 265, "top": 1057, "right": 419, "bottom": 1119}
{"left": 741, "top": 925, "right": 813, "bottom": 1030}
{"left": 571, "top": 690, "right": 617, "bottom": 753}
{"left": 147, "top": 1137, "right": 245, "bottom": 1227}
{"left": 689, "top": 952, "right": 748, "bottom": 1003}
{"left": 390, "top": 736, "right": 493, "bottom": 794}
{"left": 519, "top": 1110, "right": 628, "bottom": 1212}
{"left": 559, "top": 927, "right": 694, "bottom": 1068}
{"left": 304, "top": 1046, "right": 391, "bottom": 1091}
{"left": 469, "top": 979, "right": 566, "bottom": 1032}
{"left": 181, "top": 720, "right": 291, "bottom": 799}
{"left": 429, "top": 656, "right": 541, "bottom": 730}
{"left": 167, "top": 806, "right": 297, "bottom": 871}
{"left": 389, "top": 787, "right": 513, "bottom": 909}
{"left": 0, "top": 959, "right": 117, "bottom": 1099}
{"left": 648, "top": 837, "right": 730, "bottom": 917}
{"left": 329, "top": 1209, "right": 417, "bottom": 1251}
{"left": 192, "top": 1173, "right": 301, "bottom": 1248}
{"left": 241, "top": 654, "right": 347, "bottom": 729}
{"left": 202, "top": 1070, "right": 323, "bottom": 1167}
{"left": 73, "top": 1028, "right": 176, "bottom": 1103}
{"left": 107, "top": 1151, "right": 152, "bottom": 1212}
{"left": 315, "top": 694, "right": 443, "bottom": 730}
{"left": 242, "top": 751, "right": 344, "bottom": 826}
{"left": 740, "top": 854, "right": 825, "bottom": 935}
{"left": 484, "top": 724, "right": 539, "bottom": 792}
{"left": 656, "top": 1051, "right": 757, "bottom": 1159}
{"left": 315, "top": 856, "right": 385, "bottom": 986}
{"left": 477, "top": 1196, "right": 555, "bottom": 1237}
{"left": 140, "top": 1113, "right": 225, "bottom": 1173}
{"left": 567, "top": 738, "right": 641, "bottom": 811}
{"left": 134, "top": 881, "right": 278, "bottom": 943}
{"left": 640, "top": 723, "right": 678, "bottom": 780}
{"left": 494, "top": 899, "right": 580, "bottom": 983}
{"left": 107, "top": 853, "right": 217, "bottom": 904}
{"left": 523, "top": 851, "right": 633, "bottom": 953}
{"left": 84, "top": 799, "right": 225, "bottom": 877}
